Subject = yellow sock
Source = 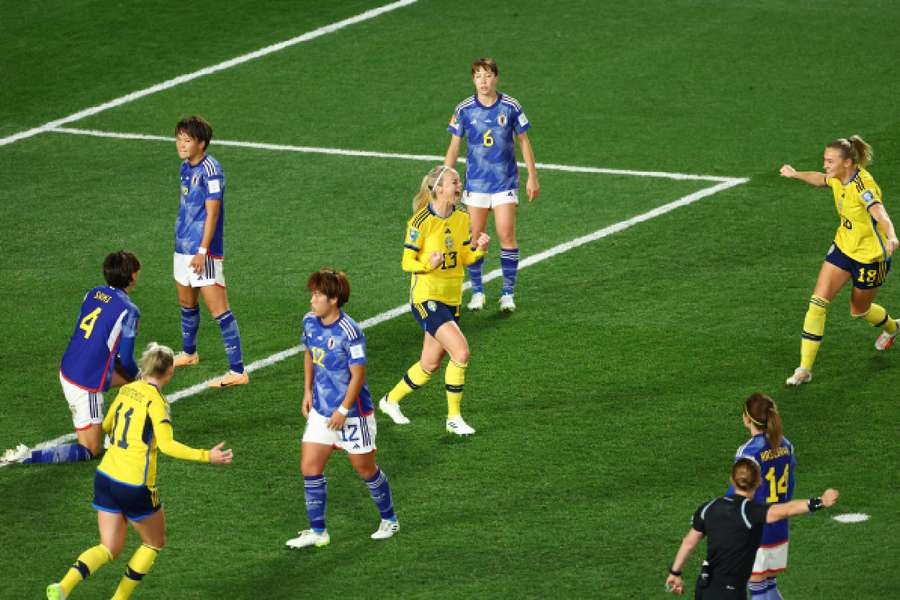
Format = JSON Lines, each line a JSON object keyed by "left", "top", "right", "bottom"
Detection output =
{"left": 445, "top": 360, "right": 467, "bottom": 418}
{"left": 59, "top": 544, "right": 113, "bottom": 595}
{"left": 859, "top": 303, "right": 898, "bottom": 333}
{"left": 387, "top": 362, "right": 432, "bottom": 403}
{"left": 111, "top": 543, "right": 160, "bottom": 600}
{"left": 800, "top": 295, "right": 829, "bottom": 370}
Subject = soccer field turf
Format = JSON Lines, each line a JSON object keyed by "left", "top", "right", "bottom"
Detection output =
{"left": 2, "top": 1, "right": 899, "bottom": 598}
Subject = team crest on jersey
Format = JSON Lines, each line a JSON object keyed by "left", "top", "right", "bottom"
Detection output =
{"left": 427, "top": 301, "right": 437, "bottom": 311}
{"left": 181, "top": 185, "right": 188, "bottom": 196}
{"left": 444, "top": 234, "right": 454, "bottom": 250}
{"left": 498, "top": 114, "right": 508, "bottom": 127}
{"left": 327, "top": 337, "right": 336, "bottom": 349}
{"left": 191, "top": 173, "right": 201, "bottom": 188}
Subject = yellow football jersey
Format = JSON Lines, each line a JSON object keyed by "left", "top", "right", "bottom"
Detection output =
{"left": 98, "top": 380, "right": 208, "bottom": 487}
{"left": 826, "top": 168, "right": 888, "bottom": 262}
{"left": 402, "top": 204, "right": 485, "bottom": 306}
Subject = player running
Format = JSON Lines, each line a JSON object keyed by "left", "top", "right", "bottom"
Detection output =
{"left": 171, "top": 116, "right": 248, "bottom": 388}
{"left": 2, "top": 251, "right": 142, "bottom": 466}
{"left": 378, "top": 166, "right": 490, "bottom": 435}
{"left": 729, "top": 393, "right": 796, "bottom": 599}
{"left": 286, "top": 269, "right": 398, "bottom": 549}
{"left": 444, "top": 57, "right": 539, "bottom": 312}
{"left": 45, "top": 343, "right": 232, "bottom": 600}
{"left": 780, "top": 135, "right": 899, "bottom": 385}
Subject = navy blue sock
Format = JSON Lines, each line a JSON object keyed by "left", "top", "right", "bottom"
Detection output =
{"left": 304, "top": 475, "right": 327, "bottom": 531}
{"left": 180, "top": 306, "right": 200, "bottom": 354}
{"left": 500, "top": 247, "right": 519, "bottom": 295}
{"left": 364, "top": 468, "right": 396, "bottom": 521}
{"left": 467, "top": 257, "right": 485, "bottom": 294}
{"left": 766, "top": 577, "right": 784, "bottom": 600}
{"left": 215, "top": 310, "right": 244, "bottom": 373}
{"left": 26, "top": 443, "right": 94, "bottom": 464}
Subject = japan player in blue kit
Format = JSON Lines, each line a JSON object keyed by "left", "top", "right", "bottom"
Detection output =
{"left": 444, "top": 58, "right": 540, "bottom": 312}
{"left": 730, "top": 393, "right": 796, "bottom": 600}
{"left": 2, "top": 252, "right": 142, "bottom": 465}
{"left": 171, "top": 116, "right": 248, "bottom": 388}
{"left": 286, "top": 269, "right": 398, "bottom": 549}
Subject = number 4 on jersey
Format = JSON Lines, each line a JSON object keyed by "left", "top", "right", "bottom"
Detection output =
{"left": 79, "top": 307, "right": 102, "bottom": 339}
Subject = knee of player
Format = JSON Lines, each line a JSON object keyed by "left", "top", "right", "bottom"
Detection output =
{"left": 451, "top": 347, "right": 470, "bottom": 364}
{"left": 354, "top": 463, "right": 378, "bottom": 480}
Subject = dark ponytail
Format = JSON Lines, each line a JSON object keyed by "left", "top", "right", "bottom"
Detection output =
{"left": 745, "top": 392, "right": 783, "bottom": 450}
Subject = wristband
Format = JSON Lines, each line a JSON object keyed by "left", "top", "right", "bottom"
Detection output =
{"left": 198, "top": 247, "right": 208, "bottom": 255}
{"left": 336, "top": 405, "right": 349, "bottom": 416}
{"left": 808, "top": 497, "right": 824, "bottom": 512}
{"left": 669, "top": 568, "right": 682, "bottom": 577}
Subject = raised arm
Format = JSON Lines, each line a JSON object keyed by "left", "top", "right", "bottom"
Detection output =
{"left": 767, "top": 488, "right": 839, "bottom": 523}
{"left": 779, "top": 164, "right": 827, "bottom": 188}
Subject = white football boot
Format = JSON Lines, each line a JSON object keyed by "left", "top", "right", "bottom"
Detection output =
{"left": 498, "top": 294, "right": 516, "bottom": 312}
{"left": 446, "top": 415, "right": 476, "bottom": 435}
{"left": 467, "top": 292, "right": 486, "bottom": 311}
{"left": 874, "top": 321, "right": 900, "bottom": 350}
{"left": 785, "top": 367, "right": 812, "bottom": 386}
{"left": 1, "top": 443, "right": 30, "bottom": 465}
{"left": 379, "top": 396, "right": 410, "bottom": 425}
{"left": 286, "top": 529, "right": 330, "bottom": 549}
{"left": 370, "top": 519, "right": 400, "bottom": 540}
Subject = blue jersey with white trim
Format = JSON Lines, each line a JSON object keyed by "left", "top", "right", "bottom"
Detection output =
{"left": 176, "top": 155, "right": 225, "bottom": 256}
{"left": 302, "top": 312, "right": 372, "bottom": 418}
{"left": 60, "top": 286, "right": 140, "bottom": 392}
{"left": 447, "top": 93, "right": 531, "bottom": 193}
{"left": 729, "top": 433, "right": 796, "bottom": 546}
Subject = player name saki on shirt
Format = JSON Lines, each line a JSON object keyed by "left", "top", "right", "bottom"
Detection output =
{"left": 302, "top": 312, "right": 373, "bottom": 418}
{"left": 60, "top": 286, "right": 140, "bottom": 392}
{"left": 448, "top": 93, "right": 530, "bottom": 194}
{"left": 176, "top": 155, "right": 225, "bottom": 256}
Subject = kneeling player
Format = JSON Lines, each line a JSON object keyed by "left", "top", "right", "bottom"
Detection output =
{"left": 286, "top": 269, "right": 398, "bottom": 549}
{"left": 2, "top": 251, "right": 142, "bottom": 465}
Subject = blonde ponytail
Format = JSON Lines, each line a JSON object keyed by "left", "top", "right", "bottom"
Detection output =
{"left": 139, "top": 342, "right": 175, "bottom": 378}
{"left": 412, "top": 165, "right": 454, "bottom": 212}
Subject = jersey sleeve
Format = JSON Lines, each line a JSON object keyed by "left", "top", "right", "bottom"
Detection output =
{"left": 203, "top": 170, "right": 224, "bottom": 202}
{"left": 512, "top": 104, "right": 531, "bottom": 135}
{"left": 301, "top": 314, "right": 314, "bottom": 346}
{"left": 402, "top": 220, "right": 434, "bottom": 273}
{"left": 861, "top": 188, "right": 881, "bottom": 209}
{"left": 345, "top": 330, "right": 367, "bottom": 366}
{"left": 447, "top": 104, "right": 466, "bottom": 137}
{"left": 116, "top": 306, "right": 140, "bottom": 379}
{"left": 148, "top": 397, "right": 210, "bottom": 463}
{"left": 747, "top": 501, "right": 769, "bottom": 526}
{"left": 691, "top": 501, "right": 710, "bottom": 533}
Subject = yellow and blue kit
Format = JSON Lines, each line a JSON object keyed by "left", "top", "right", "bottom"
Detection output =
{"left": 93, "top": 380, "right": 209, "bottom": 519}
{"left": 826, "top": 168, "right": 888, "bottom": 263}
{"left": 403, "top": 204, "right": 486, "bottom": 307}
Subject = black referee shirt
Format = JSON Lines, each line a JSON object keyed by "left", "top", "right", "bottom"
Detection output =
{"left": 691, "top": 494, "right": 770, "bottom": 586}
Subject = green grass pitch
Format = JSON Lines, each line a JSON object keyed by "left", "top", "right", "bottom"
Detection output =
{"left": 1, "top": 1, "right": 899, "bottom": 598}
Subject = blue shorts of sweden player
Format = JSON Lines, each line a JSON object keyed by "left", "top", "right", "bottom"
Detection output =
{"left": 825, "top": 243, "right": 890, "bottom": 289}
{"left": 92, "top": 472, "right": 161, "bottom": 521}
{"left": 410, "top": 301, "right": 460, "bottom": 336}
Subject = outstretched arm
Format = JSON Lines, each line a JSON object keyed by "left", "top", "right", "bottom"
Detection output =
{"left": 780, "top": 164, "right": 827, "bottom": 188}
{"left": 767, "top": 488, "right": 839, "bottom": 523}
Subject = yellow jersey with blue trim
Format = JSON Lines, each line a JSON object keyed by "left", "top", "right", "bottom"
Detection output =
{"left": 826, "top": 168, "right": 889, "bottom": 262}
{"left": 402, "top": 204, "right": 486, "bottom": 306}
{"left": 97, "top": 380, "right": 209, "bottom": 487}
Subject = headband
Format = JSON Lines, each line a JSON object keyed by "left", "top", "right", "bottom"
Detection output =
{"left": 743, "top": 406, "right": 767, "bottom": 428}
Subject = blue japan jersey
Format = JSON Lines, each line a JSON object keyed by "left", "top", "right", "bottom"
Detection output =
{"left": 176, "top": 155, "right": 225, "bottom": 256}
{"left": 729, "top": 433, "right": 797, "bottom": 546}
{"left": 302, "top": 312, "right": 372, "bottom": 418}
{"left": 447, "top": 93, "right": 531, "bottom": 194}
{"left": 60, "top": 286, "right": 140, "bottom": 392}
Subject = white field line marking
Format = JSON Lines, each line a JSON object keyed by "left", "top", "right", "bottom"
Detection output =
{"left": 9, "top": 176, "right": 748, "bottom": 458}
{"left": 0, "top": 0, "right": 419, "bottom": 147}
{"left": 50, "top": 126, "right": 739, "bottom": 183}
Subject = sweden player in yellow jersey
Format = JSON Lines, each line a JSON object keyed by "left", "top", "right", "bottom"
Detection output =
{"left": 379, "top": 166, "right": 490, "bottom": 435}
{"left": 780, "top": 135, "right": 900, "bottom": 385}
{"left": 46, "top": 343, "right": 232, "bottom": 600}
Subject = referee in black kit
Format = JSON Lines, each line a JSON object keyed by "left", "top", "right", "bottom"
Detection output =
{"left": 664, "top": 458, "right": 838, "bottom": 598}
